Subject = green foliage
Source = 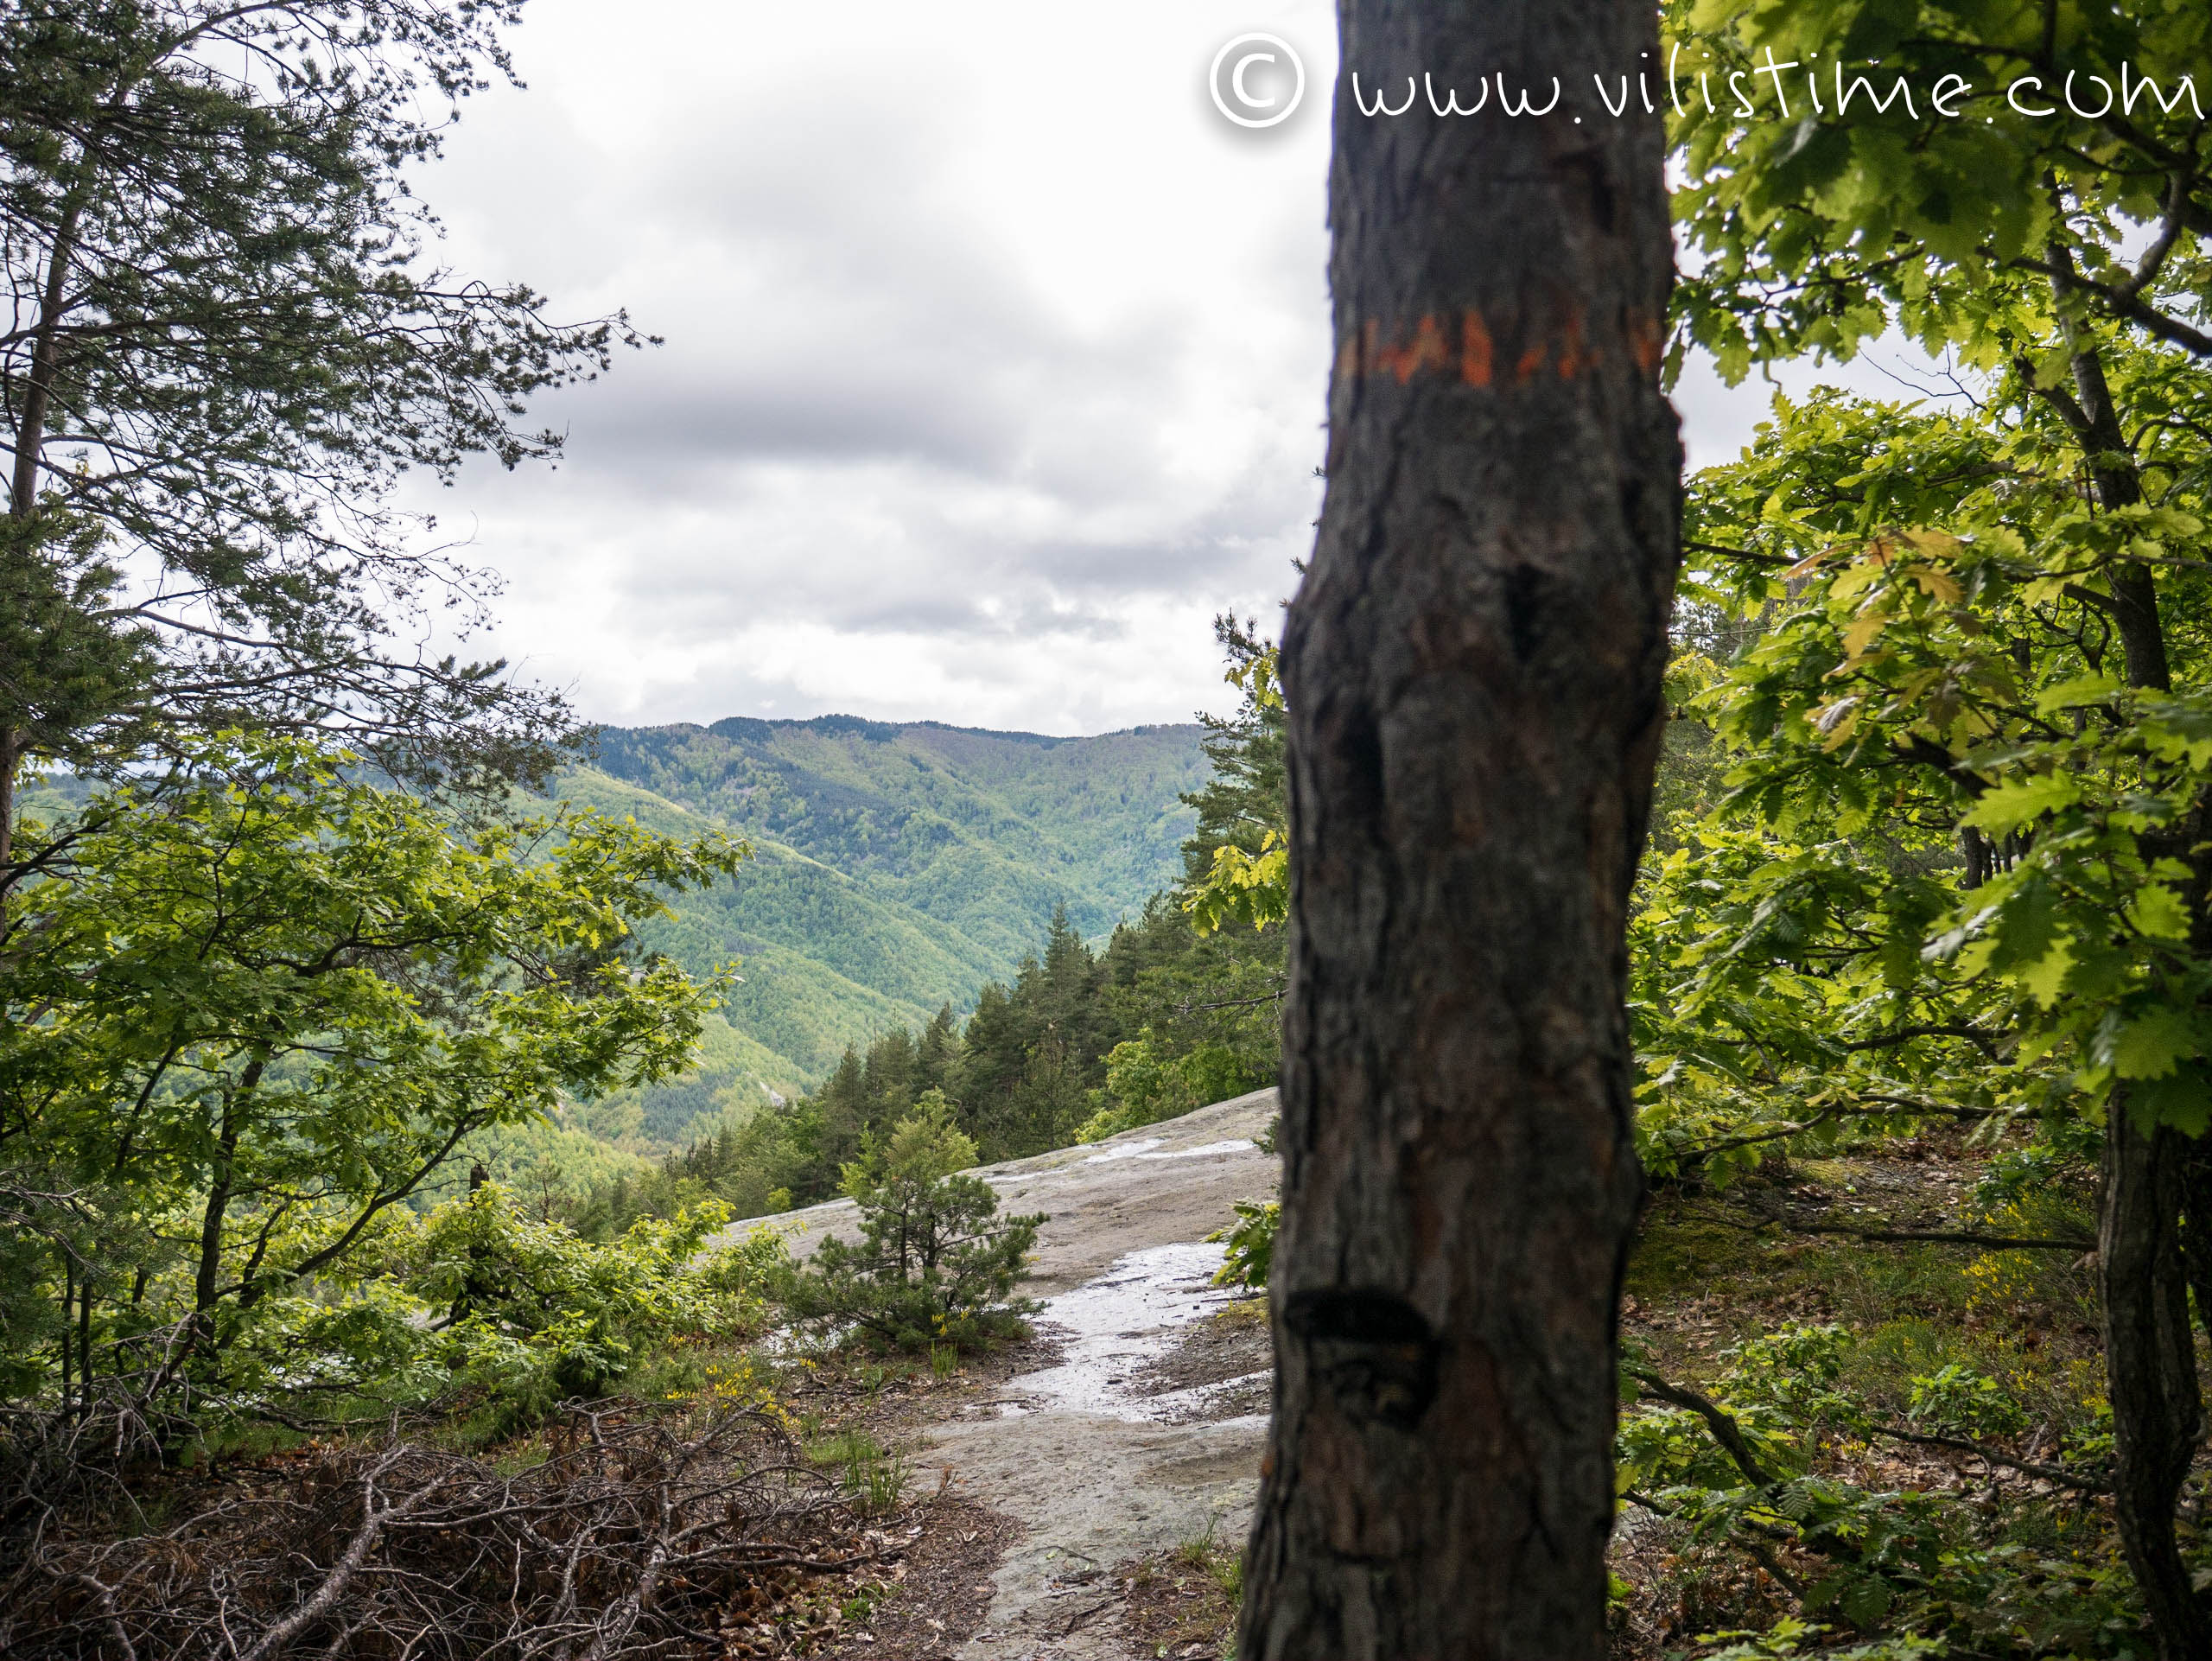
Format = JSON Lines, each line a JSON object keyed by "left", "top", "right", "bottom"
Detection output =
{"left": 1185, "top": 830, "right": 1287, "bottom": 935}
{"left": 1621, "top": 1321, "right": 2139, "bottom": 1657}
{"left": 0, "top": 735, "right": 742, "bottom": 1437}
{"left": 387, "top": 1186, "right": 778, "bottom": 1429}
{"left": 0, "top": 508, "right": 156, "bottom": 778}
{"left": 1666, "top": 0, "right": 2212, "bottom": 385}
{"left": 774, "top": 1098, "right": 1042, "bottom": 1352}
{"left": 935, "top": 905, "right": 1118, "bottom": 1162}
{"left": 1906, "top": 1364, "right": 2031, "bottom": 1441}
{"left": 1618, "top": 354, "right": 2212, "bottom": 1648}
{"left": 1699, "top": 1620, "right": 1946, "bottom": 1661}
{"left": 1077, "top": 1034, "right": 1251, "bottom": 1142}
{"left": 1624, "top": 34, "right": 2212, "bottom": 1624}
{"left": 1181, "top": 620, "right": 1288, "bottom": 935}
{"left": 1630, "top": 349, "right": 2212, "bottom": 1193}
{"left": 1099, "top": 897, "right": 1281, "bottom": 1110}
{"left": 0, "top": 0, "right": 636, "bottom": 792}
{"left": 1206, "top": 1200, "right": 1279, "bottom": 1291}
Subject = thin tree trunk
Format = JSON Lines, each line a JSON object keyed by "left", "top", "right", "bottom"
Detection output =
{"left": 8, "top": 200, "right": 77, "bottom": 521}
{"left": 60, "top": 1260, "right": 75, "bottom": 1413}
{"left": 192, "top": 1058, "right": 263, "bottom": 1340}
{"left": 1240, "top": 3, "right": 1678, "bottom": 1654}
{"left": 2103, "top": 1095, "right": 2212, "bottom": 1660}
{"left": 193, "top": 1111, "right": 239, "bottom": 1322}
{"left": 2040, "top": 236, "right": 2169, "bottom": 692}
{"left": 2, "top": 197, "right": 82, "bottom": 867}
{"left": 2059, "top": 326, "right": 2168, "bottom": 690}
{"left": 1960, "top": 824, "right": 1992, "bottom": 889}
{"left": 79, "top": 1277, "right": 93, "bottom": 1401}
{"left": 0, "top": 723, "right": 16, "bottom": 873}
{"left": 2039, "top": 263, "right": 2207, "bottom": 1654}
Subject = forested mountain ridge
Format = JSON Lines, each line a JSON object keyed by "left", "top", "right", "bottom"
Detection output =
{"left": 576, "top": 645, "right": 1288, "bottom": 1222}
{"left": 589, "top": 716, "right": 1209, "bottom": 963}
{"left": 553, "top": 717, "right": 1213, "bottom": 1147}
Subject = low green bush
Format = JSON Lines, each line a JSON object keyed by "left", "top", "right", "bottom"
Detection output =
{"left": 186, "top": 1186, "right": 788, "bottom": 1441}
{"left": 774, "top": 1094, "right": 1042, "bottom": 1351}
{"left": 1207, "top": 1200, "right": 1279, "bottom": 1289}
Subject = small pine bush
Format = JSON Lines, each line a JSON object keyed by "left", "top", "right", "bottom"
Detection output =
{"left": 775, "top": 1093, "right": 1044, "bottom": 1351}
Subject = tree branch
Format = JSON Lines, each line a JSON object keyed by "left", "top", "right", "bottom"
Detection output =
{"left": 1868, "top": 1423, "right": 2108, "bottom": 1493}
{"left": 1624, "top": 1363, "right": 1777, "bottom": 1487}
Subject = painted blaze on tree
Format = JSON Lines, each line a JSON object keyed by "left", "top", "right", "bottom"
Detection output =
{"left": 1239, "top": 2, "right": 1681, "bottom": 1658}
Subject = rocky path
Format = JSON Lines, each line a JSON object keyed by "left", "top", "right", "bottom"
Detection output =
{"left": 741, "top": 1090, "right": 1282, "bottom": 1659}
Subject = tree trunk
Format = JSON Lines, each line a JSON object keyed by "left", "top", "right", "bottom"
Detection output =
{"left": 2040, "top": 303, "right": 2207, "bottom": 1657}
{"left": 2042, "top": 247, "right": 2169, "bottom": 694}
{"left": 0, "top": 723, "right": 16, "bottom": 870}
{"left": 191, "top": 1058, "right": 263, "bottom": 1344}
{"left": 193, "top": 1107, "right": 240, "bottom": 1322}
{"left": 1239, "top": 4, "right": 1679, "bottom": 1656}
{"left": 7, "top": 200, "right": 76, "bottom": 522}
{"left": 2103, "top": 1094, "right": 2212, "bottom": 1661}
{"left": 2, "top": 197, "right": 80, "bottom": 868}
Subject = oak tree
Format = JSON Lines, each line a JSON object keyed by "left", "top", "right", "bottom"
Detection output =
{"left": 1666, "top": 0, "right": 2212, "bottom": 1648}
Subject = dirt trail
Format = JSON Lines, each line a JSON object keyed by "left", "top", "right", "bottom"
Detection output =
{"left": 739, "top": 1089, "right": 1282, "bottom": 1659}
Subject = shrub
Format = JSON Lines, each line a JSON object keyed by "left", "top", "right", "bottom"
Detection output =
{"left": 237, "top": 1185, "right": 785, "bottom": 1437}
{"left": 1906, "top": 1363, "right": 2030, "bottom": 1441}
{"left": 1077, "top": 1034, "right": 1256, "bottom": 1142}
{"left": 774, "top": 1093, "right": 1042, "bottom": 1351}
{"left": 1208, "top": 1200, "right": 1279, "bottom": 1289}
{"left": 406, "top": 1187, "right": 775, "bottom": 1406}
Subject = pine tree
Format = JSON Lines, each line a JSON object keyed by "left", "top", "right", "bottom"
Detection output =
{"left": 1243, "top": 0, "right": 1676, "bottom": 1646}
{"left": 917, "top": 1004, "right": 959, "bottom": 1098}
{"left": 861, "top": 1028, "right": 919, "bottom": 1130}
{"left": 796, "top": 1045, "right": 869, "bottom": 1198}
{"left": 0, "top": 1, "right": 645, "bottom": 856}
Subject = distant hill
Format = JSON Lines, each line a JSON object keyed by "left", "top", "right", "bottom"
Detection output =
{"left": 559, "top": 716, "right": 1210, "bottom": 1146}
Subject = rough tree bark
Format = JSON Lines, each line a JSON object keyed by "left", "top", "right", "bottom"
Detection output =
{"left": 1239, "top": 3, "right": 1680, "bottom": 1656}
{"left": 2104, "top": 1097, "right": 2212, "bottom": 1660}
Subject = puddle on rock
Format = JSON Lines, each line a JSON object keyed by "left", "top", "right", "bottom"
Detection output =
{"left": 1079, "top": 1138, "right": 1166, "bottom": 1164}
{"left": 1080, "top": 1137, "right": 1255, "bottom": 1166}
{"left": 1001, "top": 1241, "right": 1238, "bottom": 1422}
{"left": 1140, "top": 1138, "right": 1255, "bottom": 1161}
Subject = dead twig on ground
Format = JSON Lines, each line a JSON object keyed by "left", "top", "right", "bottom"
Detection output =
{"left": 0, "top": 1399, "right": 869, "bottom": 1660}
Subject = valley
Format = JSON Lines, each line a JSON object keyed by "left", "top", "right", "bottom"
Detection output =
{"left": 558, "top": 716, "right": 1211, "bottom": 1147}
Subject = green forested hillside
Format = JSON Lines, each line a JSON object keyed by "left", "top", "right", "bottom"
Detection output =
{"left": 562, "top": 718, "right": 1211, "bottom": 1144}
{"left": 575, "top": 648, "right": 1288, "bottom": 1224}
{"left": 591, "top": 717, "right": 1207, "bottom": 963}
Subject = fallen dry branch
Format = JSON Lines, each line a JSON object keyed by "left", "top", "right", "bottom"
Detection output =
{"left": 1866, "top": 1422, "right": 2111, "bottom": 1494}
{"left": 1, "top": 1400, "right": 867, "bottom": 1660}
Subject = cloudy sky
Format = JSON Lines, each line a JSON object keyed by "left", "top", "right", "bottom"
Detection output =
{"left": 406, "top": 0, "right": 1943, "bottom": 736}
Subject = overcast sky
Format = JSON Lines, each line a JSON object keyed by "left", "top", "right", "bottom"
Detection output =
{"left": 405, "top": 0, "right": 1949, "bottom": 736}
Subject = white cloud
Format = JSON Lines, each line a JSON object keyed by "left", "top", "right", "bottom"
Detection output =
{"left": 404, "top": 0, "right": 1944, "bottom": 735}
